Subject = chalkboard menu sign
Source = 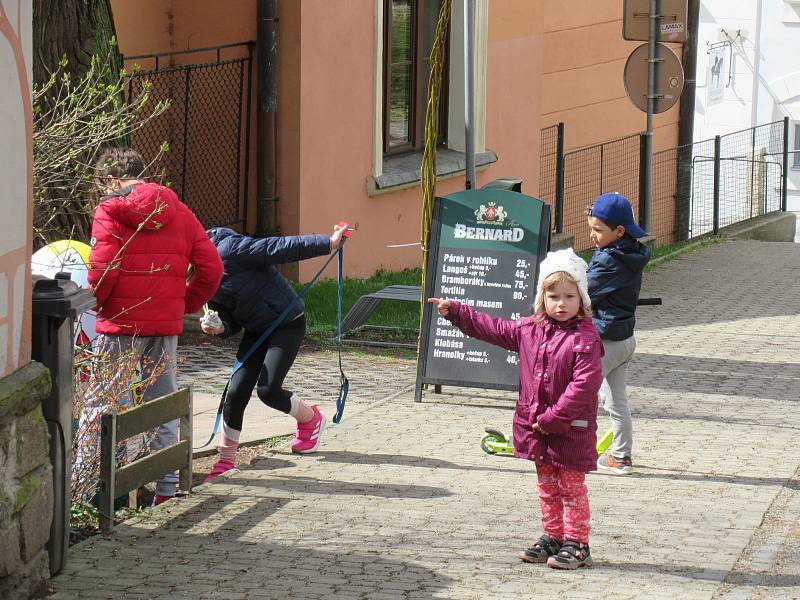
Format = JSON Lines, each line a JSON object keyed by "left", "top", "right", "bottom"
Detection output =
{"left": 415, "top": 189, "right": 551, "bottom": 402}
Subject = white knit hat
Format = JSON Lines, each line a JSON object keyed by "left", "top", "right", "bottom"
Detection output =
{"left": 534, "top": 248, "right": 591, "bottom": 312}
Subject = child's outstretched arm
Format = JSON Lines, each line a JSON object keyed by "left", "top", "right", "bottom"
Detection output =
{"left": 536, "top": 335, "right": 604, "bottom": 435}
{"left": 427, "top": 298, "right": 520, "bottom": 352}
{"left": 230, "top": 233, "right": 331, "bottom": 269}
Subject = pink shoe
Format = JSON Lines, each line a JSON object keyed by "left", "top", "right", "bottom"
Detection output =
{"left": 291, "top": 406, "right": 327, "bottom": 454}
{"left": 203, "top": 459, "right": 235, "bottom": 483}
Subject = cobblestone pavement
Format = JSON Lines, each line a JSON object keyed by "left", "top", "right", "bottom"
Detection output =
{"left": 177, "top": 341, "right": 416, "bottom": 401}
{"left": 52, "top": 240, "right": 800, "bottom": 599}
{"left": 180, "top": 339, "right": 418, "bottom": 446}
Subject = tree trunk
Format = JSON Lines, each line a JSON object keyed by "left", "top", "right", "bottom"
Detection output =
{"left": 32, "top": 0, "right": 121, "bottom": 86}
{"left": 32, "top": 0, "right": 123, "bottom": 247}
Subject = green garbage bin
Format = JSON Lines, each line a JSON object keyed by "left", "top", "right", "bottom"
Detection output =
{"left": 481, "top": 178, "right": 522, "bottom": 193}
{"left": 31, "top": 273, "right": 95, "bottom": 576}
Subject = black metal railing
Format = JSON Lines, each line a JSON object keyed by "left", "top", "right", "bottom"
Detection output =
{"left": 124, "top": 42, "right": 254, "bottom": 230}
{"left": 538, "top": 123, "right": 564, "bottom": 232}
{"left": 562, "top": 134, "right": 641, "bottom": 250}
{"left": 679, "top": 120, "right": 785, "bottom": 239}
{"left": 539, "top": 118, "right": 788, "bottom": 250}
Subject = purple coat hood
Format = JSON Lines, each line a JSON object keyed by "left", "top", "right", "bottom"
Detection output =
{"left": 447, "top": 302, "right": 604, "bottom": 472}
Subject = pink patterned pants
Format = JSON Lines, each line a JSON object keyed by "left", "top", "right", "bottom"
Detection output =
{"left": 535, "top": 462, "right": 591, "bottom": 544}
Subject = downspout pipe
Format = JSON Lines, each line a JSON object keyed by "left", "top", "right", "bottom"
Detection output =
{"left": 750, "top": 0, "right": 763, "bottom": 128}
{"left": 675, "top": 0, "right": 700, "bottom": 241}
{"left": 257, "top": 0, "right": 279, "bottom": 234}
{"left": 464, "top": 0, "right": 476, "bottom": 190}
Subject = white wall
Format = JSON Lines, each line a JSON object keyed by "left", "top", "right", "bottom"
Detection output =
{"left": 0, "top": 0, "right": 33, "bottom": 374}
{"left": 694, "top": 0, "right": 800, "bottom": 211}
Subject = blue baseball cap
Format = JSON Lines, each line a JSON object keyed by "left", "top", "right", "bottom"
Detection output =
{"left": 588, "top": 192, "right": 647, "bottom": 238}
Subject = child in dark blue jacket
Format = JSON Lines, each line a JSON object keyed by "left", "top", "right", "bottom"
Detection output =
{"left": 201, "top": 224, "right": 346, "bottom": 481}
{"left": 586, "top": 193, "right": 650, "bottom": 475}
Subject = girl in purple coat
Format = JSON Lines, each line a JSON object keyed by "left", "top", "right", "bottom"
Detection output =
{"left": 428, "top": 248, "right": 603, "bottom": 569}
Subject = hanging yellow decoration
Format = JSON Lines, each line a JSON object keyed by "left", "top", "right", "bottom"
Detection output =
{"left": 419, "top": 0, "right": 452, "bottom": 349}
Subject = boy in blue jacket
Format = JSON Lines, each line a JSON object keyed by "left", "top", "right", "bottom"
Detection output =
{"left": 200, "top": 224, "right": 346, "bottom": 481}
{"left": 586, "top": 193, "right": 650, "bottom": 475}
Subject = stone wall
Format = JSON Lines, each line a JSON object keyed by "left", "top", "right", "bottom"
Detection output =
{"left": 722, "top": 212, "right": 797, "bottom": 243}
{"left": 0, "top": 362, "right": 53, "bottom": 599}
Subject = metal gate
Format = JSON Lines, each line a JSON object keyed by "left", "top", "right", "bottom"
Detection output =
{"left": 125, "top": 42, "right": 254, "bottom": 229}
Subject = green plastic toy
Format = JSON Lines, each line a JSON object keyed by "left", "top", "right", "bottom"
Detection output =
{"left": 480, "top": 427, "right": 615, "bottom": 457}
{"left": 480, "top": 429, "right": 514, "bottom": 456}
{"left": 595, "top": 428, "right": 614, "bottom": 455}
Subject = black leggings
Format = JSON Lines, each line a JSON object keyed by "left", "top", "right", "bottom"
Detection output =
{"left": 222, "top": 315, "right": 305, "bottom": 432}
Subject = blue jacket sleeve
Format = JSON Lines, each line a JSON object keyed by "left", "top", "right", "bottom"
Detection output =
{"left": 228, "top": 234, "right": 331, "bottom": 269}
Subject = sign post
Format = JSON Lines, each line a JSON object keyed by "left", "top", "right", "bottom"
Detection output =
{"left": 623, "top": 0, "right": 688, "bottom": 43}
{"left": 642, "top": 0, "right": 660, "bottom": 235}
{"left": 623, "top": 0, "right": 687, "bottom": 235}
{"left": 415, "top": 188, "right": 551, "bottom": 402}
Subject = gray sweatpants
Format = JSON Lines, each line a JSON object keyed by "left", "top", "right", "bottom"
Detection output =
{"left": 92, "top": 334, "right": 180, "bottom": 497}
{"left": 599, "top": 336, "right": 636, "bottom": 459}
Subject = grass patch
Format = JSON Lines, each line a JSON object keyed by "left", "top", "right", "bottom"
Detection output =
{"left": 293, "top": 268, "right": 422, "bottom": 343}
{"left": 645, "top": 234, "right": 726, "bottom": 269}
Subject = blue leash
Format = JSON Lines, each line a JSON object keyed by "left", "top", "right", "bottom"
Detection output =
{"left": 333, "top": 244, "right": 349, "bottom": 423}
{"left": 196, "top": 242, "right": 349, "bottom": 449}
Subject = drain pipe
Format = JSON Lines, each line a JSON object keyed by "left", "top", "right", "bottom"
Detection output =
{"left": 675, "top": 0, "right": 700, "bottom": 241}
{"left": 256, "top": 0, "right": 279, "bottom": 234}
{"left": 750, "top": 0, "right": 763, "bottom": 127}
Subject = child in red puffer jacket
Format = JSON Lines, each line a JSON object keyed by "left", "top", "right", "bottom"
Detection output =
{"left": 428, "top": 248, "right": 603, "bottom": 569}
{"left": 87, "top": 147, "right": 222, "bottom": 504}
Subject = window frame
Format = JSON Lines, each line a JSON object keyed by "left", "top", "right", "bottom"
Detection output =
{"left": 794, "top": 123, "right": 800, "bottom": 168}
{"left": 382, "top": 0, "right": 449, "bottom": 156}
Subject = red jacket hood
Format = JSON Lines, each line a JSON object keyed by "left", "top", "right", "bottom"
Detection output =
{"left": 98, "top": 183, "right": 178, "bottom": 231}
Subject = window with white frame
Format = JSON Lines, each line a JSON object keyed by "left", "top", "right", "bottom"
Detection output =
{"left": 794, "top": 123, "right": 800, "bottom": 168}
{"left": 372, "top": 0, "right": 489, "bottom": 184}
{"left": 383, "top": 0, "right": 449, "bottom": 155}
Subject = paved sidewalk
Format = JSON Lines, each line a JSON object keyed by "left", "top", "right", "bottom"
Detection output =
{"left": 180, "top": 347, "right": 416, "bottom": 448}
{"left": 52, "top": 240, "right": 800, "bottom": 599}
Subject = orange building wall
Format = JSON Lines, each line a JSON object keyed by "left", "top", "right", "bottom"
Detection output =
{"left": 291, "top": 1, "right": 544, "bottom": 280}
{"left": 112, "top": 1, "right": 255, "bottom": 58}
{"left": 543, "top": 1, "right": 681, "bottom": 152}
{"left": 112, "top": 2, "right": 545, "bottom": 279}
{"left": 485, "top": 1, "right": 543, "bottom": 194}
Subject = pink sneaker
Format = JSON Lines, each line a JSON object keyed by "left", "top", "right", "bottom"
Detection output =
{"left": 203, "top": 459, "right": 235, "bottom": 483}
{"left": 291, "top": 406, "right": 327, "bottom": 454}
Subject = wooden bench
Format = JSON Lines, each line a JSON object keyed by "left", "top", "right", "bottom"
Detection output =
{"left": 339, "top": 285, "right": 421, "bottom": 347}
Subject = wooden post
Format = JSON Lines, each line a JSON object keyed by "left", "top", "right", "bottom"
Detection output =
{"left": 179, "top": 387, "right": 193, "bottom": 494}
{"left": 98, "top": 413, "right": 117, "bottom": 532}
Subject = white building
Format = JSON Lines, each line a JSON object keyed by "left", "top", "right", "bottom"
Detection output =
{"left": 694, "top": 0, "right": 800, "bottom": 212}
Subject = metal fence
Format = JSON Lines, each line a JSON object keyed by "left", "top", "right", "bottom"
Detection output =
{"left": 539, "top": 123, "right": 563, "bottom": 232}
{"left": 124, "top": 43, "right": 254, "bottom": 230}
{"left": 562, "top": 134, "right": 640, "bottom": 250}
{"left": 540, "top": 118, "right": 788, "bottom": 251}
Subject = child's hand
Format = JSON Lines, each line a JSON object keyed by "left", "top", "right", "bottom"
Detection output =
{"left": 532, "top": 422, "right": 549, "bottom": 436}
{"left": 427, "top": 297, "right": 452, "bottom": 317}
{"left": 199, "top": 318, "right": 224, "bottom": 336}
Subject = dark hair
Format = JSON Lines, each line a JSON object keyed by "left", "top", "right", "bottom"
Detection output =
{"left": 94, "top": 147, "right": 146, "bottom": 180}
{"left": 588, "top": 210, "right": 636, "bottom": 238}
